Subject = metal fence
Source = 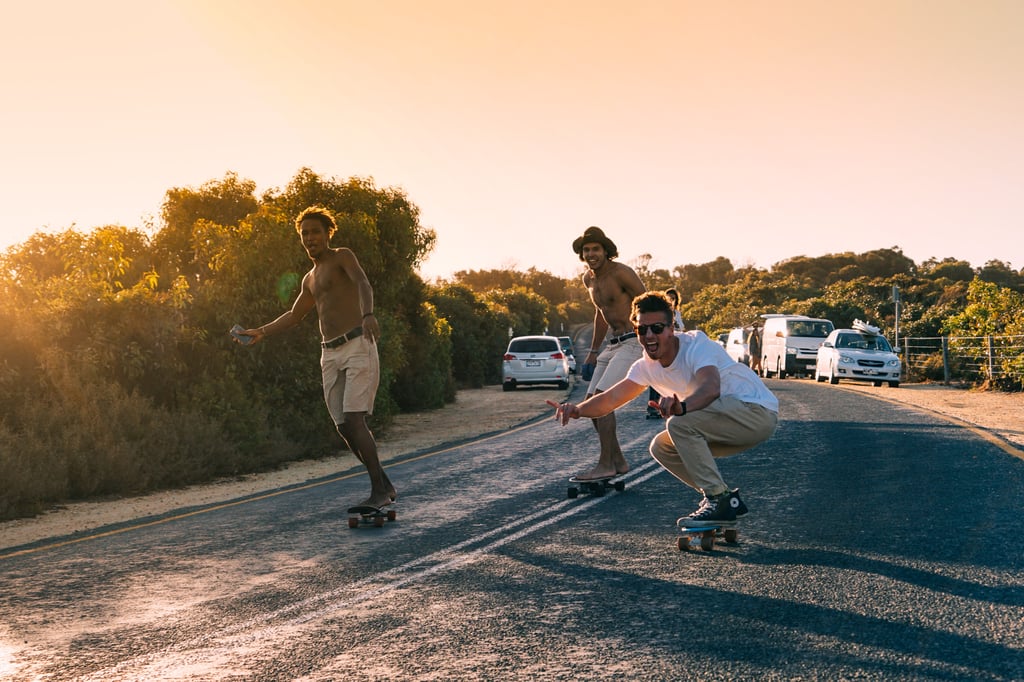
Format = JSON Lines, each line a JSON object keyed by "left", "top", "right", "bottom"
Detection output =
{"left": 900, "top": 334, "right": 1024, "bottom": 387}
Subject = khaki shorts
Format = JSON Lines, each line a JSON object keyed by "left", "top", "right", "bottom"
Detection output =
{"left": 321, "top": 335, "right": 379, "bottom": 421}
{"left": 590, "top": 337, "right": 643, "bottom": 394}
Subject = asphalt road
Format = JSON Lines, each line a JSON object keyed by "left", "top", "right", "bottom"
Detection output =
{"left": 2, "top": 379, "right": 1022, "bottom": 681}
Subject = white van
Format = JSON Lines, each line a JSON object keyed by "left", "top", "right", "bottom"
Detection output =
{"left": 759, "top": 315, "right": 834, "bottom": 379}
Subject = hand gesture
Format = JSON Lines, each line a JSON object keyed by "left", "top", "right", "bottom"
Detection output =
{"left": 545, "top": 399, "right": 579, "bottom": 425}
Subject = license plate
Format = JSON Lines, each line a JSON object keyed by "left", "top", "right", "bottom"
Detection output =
{"left": 525, "top": 360, "right": 542, "bottom": 367}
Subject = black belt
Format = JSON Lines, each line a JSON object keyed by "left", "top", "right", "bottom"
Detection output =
{"left": 608, "top": 331, "right": 637, "bottom": 345}
{"left": 321, "top": 326, "right": 363, "bottom": 349}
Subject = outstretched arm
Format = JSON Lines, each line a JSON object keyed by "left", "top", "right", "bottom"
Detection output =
{"left": 546, "top": 378, "right": 646, "bottom": 425}
{"left": 234, "top": 272, "right": 316, "bottom": 345}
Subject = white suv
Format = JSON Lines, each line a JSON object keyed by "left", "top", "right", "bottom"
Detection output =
{"left": 502, "top": 335, "right": 571, "bottom": 391}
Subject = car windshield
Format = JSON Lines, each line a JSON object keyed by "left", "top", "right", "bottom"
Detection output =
{"left": 835, "top": 333, "right": 893, "bottom": 351}
{"left": 789, "top": 321, "right": 832, "bottom": 338}
{"left": 509, "top": 339, "right": 557, "bottom": 353}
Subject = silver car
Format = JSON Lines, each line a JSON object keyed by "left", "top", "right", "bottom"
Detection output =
{"left": 502, "top": 335, "right": 571, "bottom": 391}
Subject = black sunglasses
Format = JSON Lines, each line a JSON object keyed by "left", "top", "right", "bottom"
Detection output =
{"left": 635, "top": 322, "right": 668, "bottom": 336}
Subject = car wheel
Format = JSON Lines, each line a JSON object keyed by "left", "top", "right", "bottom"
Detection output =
{"left": 815, "top": 367, "right": 825, "bottom": 383}
{"left": 873, "top": 380, "right": 883, "bottom": 387}
{"left": 777, "top": 358, "right": 787, "bottom": 380}
{"left": 828, "top": 364, "right": 839, "bottom": 385}
{"left": 888, "top": 381, "right": 900, "bottom": 388}
{"left": 502, "top": 380, "right": 516, "bottom": 392}
{"left": 557, "top": 380, "right": 569, "bottom": 390}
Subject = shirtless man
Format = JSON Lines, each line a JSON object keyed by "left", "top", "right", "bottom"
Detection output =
{"left": 572, "top": 226, "right": 647, "bottom": 480}
{"left": 235, "top": 206, "right": 395, "bottom": 509}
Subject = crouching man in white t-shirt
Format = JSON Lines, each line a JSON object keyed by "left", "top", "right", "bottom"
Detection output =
{"left": 549, "top": 291, "right": 779, "bottom": 528}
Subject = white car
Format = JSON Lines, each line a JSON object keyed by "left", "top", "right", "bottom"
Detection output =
{"left": 557, "top": 336, "right": 578, "bottom": 374}
{"left": 815, "top": 327, "right": 901, "bottom": 387}
{"left": 724, "top": 327, "right": 751, "bottom": 365}
{"left": 502, "top": 335, "right": 571, "bottom": 391}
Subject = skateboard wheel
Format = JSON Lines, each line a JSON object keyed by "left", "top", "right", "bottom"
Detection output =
{"left": 373, "top": 515, "right": 385, "bottom": 527}
{"left": 614, "top": 481, "right": 625, "bottom": 492}
{"left": 387, "top": 509, "right": 397, "bottom": 522}
{"left": 723, "top": 528, "right": 738, "bottom": 543}
{"left": 348, "top": 516, "right": 359, "bottom": 529}
{"left": 567, "top": 487, "right": 579, "bottom": 499}
{"left": 677, "top": 537, "right": 690, "bottom": 551}
{"left": 700, "top": 532, "right": 715, "bottom": 551}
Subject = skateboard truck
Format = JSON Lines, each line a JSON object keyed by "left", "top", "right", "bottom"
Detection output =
{"left": 567, "top": 476, "right": 626, "bottom": 499}
{"left": 347, "top": 505, "right": 397, "bottom": 528}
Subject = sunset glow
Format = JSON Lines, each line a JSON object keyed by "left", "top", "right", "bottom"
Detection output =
{"left": 2, "top": 1, "right": 1022, "bottom": 279}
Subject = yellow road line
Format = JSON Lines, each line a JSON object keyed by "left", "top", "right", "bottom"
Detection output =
{"left": 0, "top": 419, "right": 546, "bottom": 560}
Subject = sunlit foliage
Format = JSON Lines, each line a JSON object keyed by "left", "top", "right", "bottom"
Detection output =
{"left": 2, "top": 171, "right": 1021, "bottom": 520}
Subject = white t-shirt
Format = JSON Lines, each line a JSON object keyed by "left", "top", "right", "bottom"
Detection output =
{"left": 626, "top": 330, "right": 779, "bottom": 413}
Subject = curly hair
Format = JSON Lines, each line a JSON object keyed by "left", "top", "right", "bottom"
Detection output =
{"left": 294, "top": 206, "right": 338, "bottom": 238}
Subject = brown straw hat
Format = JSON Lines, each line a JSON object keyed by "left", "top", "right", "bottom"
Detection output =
{"left": 571, "top": 226, "right": 618, "bottom": 260}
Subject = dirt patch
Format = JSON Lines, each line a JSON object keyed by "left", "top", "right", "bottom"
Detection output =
{"left": 838, "top": 382, "right": 1024, "bottom": 449}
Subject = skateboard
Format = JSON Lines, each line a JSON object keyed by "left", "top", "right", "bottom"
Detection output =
{"left": 567, "top": 476, "right": 626, "bottom": 499}
{"left": 677, "top": 524, "right": 739, "bottom": 551}
{"left": 347, "top": 505, "right": 397, "bottom": 528}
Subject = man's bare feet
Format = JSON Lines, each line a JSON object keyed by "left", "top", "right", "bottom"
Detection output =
{"left": 574, "top": 464, "right": 627, "bottom": 481}
{"left": 357, "top": 493, "right": 393, "bottom": 509}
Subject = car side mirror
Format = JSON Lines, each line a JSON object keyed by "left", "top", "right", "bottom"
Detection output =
{"left": 823, "top": 341, "right": 834, "bottom": 348}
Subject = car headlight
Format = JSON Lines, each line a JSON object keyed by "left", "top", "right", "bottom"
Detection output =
{"left": 887, "top": 358, "right": 900, "bottom": 367}
{"left": 839, "top": 354, "right": 856, "bottom": 365}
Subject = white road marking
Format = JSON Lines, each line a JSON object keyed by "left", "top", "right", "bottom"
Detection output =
{"left": 76, "top": 448, "right": 667, "bottom": 681}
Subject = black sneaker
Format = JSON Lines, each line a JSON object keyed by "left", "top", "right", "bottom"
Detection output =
{"left": 729, "top": 488, "right": 749, "bottom": 517}
{"left": 677, "top": 491, "right": 737, "bottom": 528}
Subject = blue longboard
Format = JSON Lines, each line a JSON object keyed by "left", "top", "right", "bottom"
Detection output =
{"left": 567, "top": 475, "right": 626, "bottom": 499}
{"left": 347, "top": 505, "right": 397, "bottom": 528}
{"left": 677, "top": 524, "right": 739, "bottom": 551}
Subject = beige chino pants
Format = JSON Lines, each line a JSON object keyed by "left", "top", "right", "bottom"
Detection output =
{"left": 648, "top": 396, "right": 778, "bottom": 496}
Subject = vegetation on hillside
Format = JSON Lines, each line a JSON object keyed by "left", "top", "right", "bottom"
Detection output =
{"left": 2, "top": 169, "right": 1022, "bottom": 519}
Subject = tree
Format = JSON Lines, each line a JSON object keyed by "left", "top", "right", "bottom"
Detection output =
{"left": 153, "top": 172, "right": 258, "bottom": 281}
{"left": 484, "top": 287, "right": 551, "bottom": 337}
{"left": 920, "top": 257, "right": 975, "bottom": 283}
{"left": 672, "top": 257, "right": 736, "bottom": 303}
{"left": 977, "top": 260, "right": 1023, "bottom": 291}
{"left": 943, "top": 279, "right": 1024, "bottom": 337}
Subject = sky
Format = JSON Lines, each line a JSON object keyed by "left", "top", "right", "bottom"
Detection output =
{"left": 2, "top": 1, "right": 1022, "bottom": 281}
